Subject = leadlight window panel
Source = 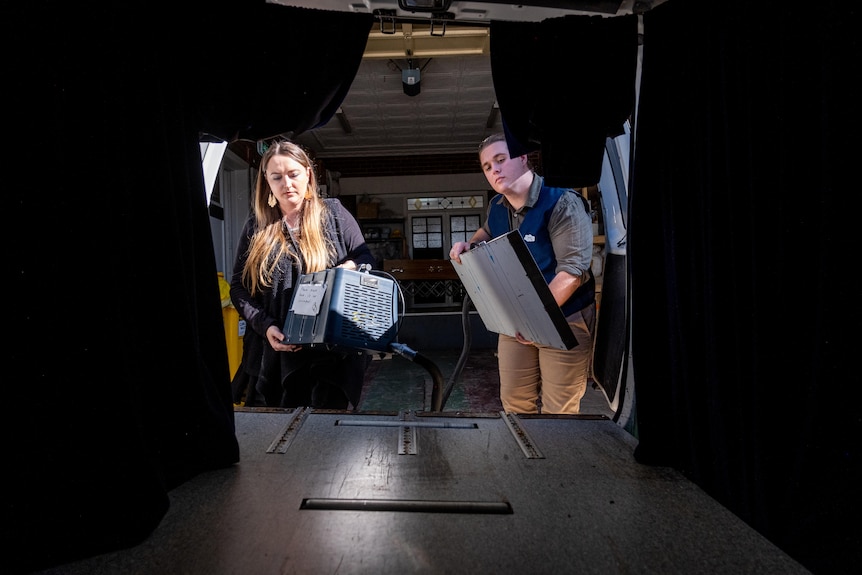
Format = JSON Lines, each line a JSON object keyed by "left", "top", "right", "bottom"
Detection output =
{"left": 412, "top": 216, "right": 443, "bottom": 251}
{"left": 449, "top": 214, "right": 481, "bottom": 246}
{"left": 407, "top": 195, "right": 485, "bottom": 210}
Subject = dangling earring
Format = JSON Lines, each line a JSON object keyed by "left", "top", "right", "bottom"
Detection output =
{"left": 267, "top": 192, "right": 277, "bottom": 208}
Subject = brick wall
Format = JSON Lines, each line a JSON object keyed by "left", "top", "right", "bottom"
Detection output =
{"left": 231, "top": 140, "right": 543, "bottom": 178}
{"left": 321, "top": 152, "right": 542, "bottom": 178}
{"left": 320, "top": 154, "right": 480, "bottom": 177}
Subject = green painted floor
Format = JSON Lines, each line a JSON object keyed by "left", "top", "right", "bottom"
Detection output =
{"left": 358, "top": 347, "right": 615, "bottom": 417}
{"left": 358, "top": 347, "right": 502, "bottom": 413}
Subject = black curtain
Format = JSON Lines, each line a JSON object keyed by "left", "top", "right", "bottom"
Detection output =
{"left": 5, "top": 2, "right": 372, "bottom": 573}
{"left": 490, "top": 14, "right": 638, "bottom": 188}
{"left": 197, "top": 4, "right": 373, "bottom": 142}
{"left": 631, "top": 2, "right": 860, "bottom": 573}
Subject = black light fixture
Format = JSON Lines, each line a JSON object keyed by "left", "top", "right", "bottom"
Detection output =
{"left": 402, "top": 68, "right": 421, "bottom": 97}
{"left": 397, "top": 0, "right": 452, "bottom": 12}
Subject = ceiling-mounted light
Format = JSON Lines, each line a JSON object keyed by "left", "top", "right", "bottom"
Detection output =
{"left": 335, "top": 107, "right": 352, "bottom": 134}
{"left": 397, "top": 0, "right": 452, "bottom": 13}
{"left": 485, "top": 101, "right": 499, "bottom": 129}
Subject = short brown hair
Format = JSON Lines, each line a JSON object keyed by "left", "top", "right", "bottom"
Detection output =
{"left": 478, "top": 133, "right": 507, "bottom": 157}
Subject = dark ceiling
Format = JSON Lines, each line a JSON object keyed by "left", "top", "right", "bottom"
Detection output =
{"left": 267, "top": 1, "right": 658, "bottom": 160}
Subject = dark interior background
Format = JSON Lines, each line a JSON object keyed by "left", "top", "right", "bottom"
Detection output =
{"left": 6, "top": 1, "right": 858, "bottom": 574}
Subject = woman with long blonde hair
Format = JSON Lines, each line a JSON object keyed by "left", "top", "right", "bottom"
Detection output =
{"left": 230, "top": 140, "right": 375, "bottom": 408}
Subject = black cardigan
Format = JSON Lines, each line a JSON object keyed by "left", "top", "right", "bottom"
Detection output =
{"left": 229, "top": 199, "right": 375, "bottom": 406}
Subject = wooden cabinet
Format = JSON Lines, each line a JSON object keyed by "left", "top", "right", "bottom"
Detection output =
{"left": 383, "top": 258, "right": 464, "bottom": 311}
{"left": 382, "top": 259, "right": 459, "bottom": 281}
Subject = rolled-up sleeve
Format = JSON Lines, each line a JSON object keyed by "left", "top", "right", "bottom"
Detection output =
{"left": 548, "top": 192, "right": 594, "bottom": 278}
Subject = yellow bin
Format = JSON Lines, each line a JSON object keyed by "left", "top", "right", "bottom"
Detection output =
{"left": 222, "top": 306, "right": 245, "bottom": 379}
{"left": 218, "top": 273, "right": 244, "bottom": 379}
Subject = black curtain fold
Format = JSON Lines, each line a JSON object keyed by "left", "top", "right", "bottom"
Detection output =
{"left": 6, "top": 2, "right": 373, "bottom": 573}
{"left": 632, "top": 2, "right": 860, "bottom": 573}
{"left": 197, "top": 4, "right": 374, "bottom": 142}
{"left": 490, "top": 14, "right": 638, "bottom": 188}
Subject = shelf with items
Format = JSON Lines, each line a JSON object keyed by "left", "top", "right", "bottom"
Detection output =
{"left": 365, "top": 239, "right": 407, "bottom": 269}
{"left": 359, "top": 218, "right": 405, "bottom": 241}
{"left": 360, "top": 218, "right": 406, "bottom": 269}
{"left": 359, "top": 216, "right": 405, "bottom": 229}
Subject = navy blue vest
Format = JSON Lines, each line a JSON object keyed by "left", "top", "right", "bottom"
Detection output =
{"left": 487, "top": 185, "right": 595, "bottom": 316}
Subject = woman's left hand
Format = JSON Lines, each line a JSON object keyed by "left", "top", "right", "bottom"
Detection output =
{"left": 266, "top": 325, "right": 301, "bottom": 352}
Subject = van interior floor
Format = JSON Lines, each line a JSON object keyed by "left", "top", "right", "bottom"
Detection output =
{"left": 34, "top": 404, "right": 810, "bottom": 574}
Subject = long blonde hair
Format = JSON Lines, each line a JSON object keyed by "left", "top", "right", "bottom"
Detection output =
{"left": 242, "top": 140, "right": 335, "bottom": 295}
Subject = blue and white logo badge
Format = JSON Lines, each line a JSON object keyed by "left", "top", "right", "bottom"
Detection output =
{"left": 524, "top": 234, "right": 536, "bottom": 242}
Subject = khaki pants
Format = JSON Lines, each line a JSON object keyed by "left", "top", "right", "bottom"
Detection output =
{"left": 497, "top": 302, "right": 596, "bottom": 414}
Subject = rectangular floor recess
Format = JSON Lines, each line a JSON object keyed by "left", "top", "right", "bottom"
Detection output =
{"left": 300, "top": 498, "right": 513, "bottom": 514}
